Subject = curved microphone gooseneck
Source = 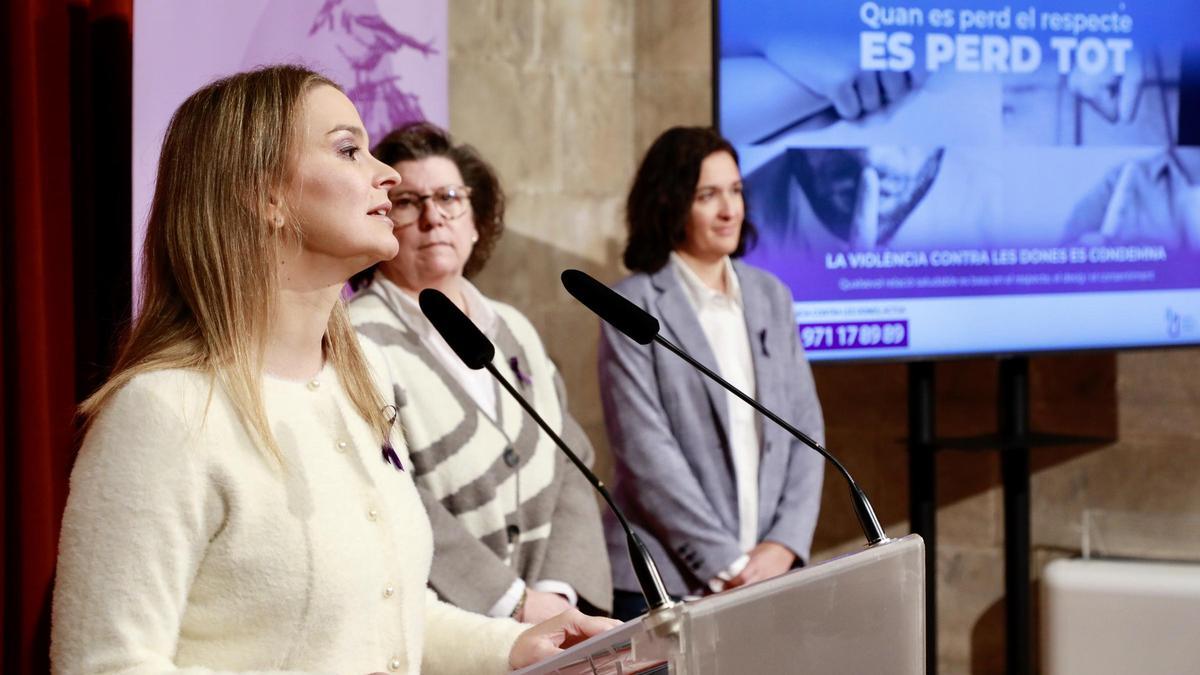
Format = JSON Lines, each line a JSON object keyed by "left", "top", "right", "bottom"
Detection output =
{"left": 560, "top": 269, "right": 888, "bottom": 547}
{"left": 417, "top": 288, "right": 675, "bottom": 614}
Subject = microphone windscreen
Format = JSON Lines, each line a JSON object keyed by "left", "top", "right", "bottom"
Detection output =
{"left": 561, "top": 269, "right": 659, "bottom": 345}
{"left": 418, "top": 289, "right": 496, "bottom": 370}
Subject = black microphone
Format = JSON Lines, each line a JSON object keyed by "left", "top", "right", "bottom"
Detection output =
{"left": 561, "top": 269, "right": 889, "bottom": 547}
{"left": 418, "top": 288, "right": 675, "bottom": 614}
{"left": 418, "top": 288, "right": 496, "bottom": 369}
{"left": 559, "top": 271, "right": 661, "bottom": 345}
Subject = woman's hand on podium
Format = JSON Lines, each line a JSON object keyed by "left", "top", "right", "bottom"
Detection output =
{"left": 508, "top": 607, "right": 622, "bottom": 670}
{"left": 725, "top": 541, "right": 796, "bottom": 589}
{"left": 518, "top": 589, "right": 573, "bottom": 623}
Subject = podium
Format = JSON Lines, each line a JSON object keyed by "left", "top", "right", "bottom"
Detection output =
{"left": 514, "top": 534, "right": 926, "bottom": 674}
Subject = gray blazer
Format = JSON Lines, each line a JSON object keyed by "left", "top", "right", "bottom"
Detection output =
{"left": 598, "top": 260, "right": 825, "bottom": 597}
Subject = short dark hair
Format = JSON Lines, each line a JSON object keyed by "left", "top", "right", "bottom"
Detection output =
{"left": 622, "top": 126, "right": 757, "bottom": 273}
{"left": 353, "top": 122, "right": 505, "bottom": 288}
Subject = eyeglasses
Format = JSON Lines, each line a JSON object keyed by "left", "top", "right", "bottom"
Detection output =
{"left": 389, "top": 185, "right": 472, "bottom": 226}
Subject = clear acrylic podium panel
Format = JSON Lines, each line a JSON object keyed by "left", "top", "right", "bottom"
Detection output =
{"left": 514, "top": 534, "right": 925, "bottom": 675}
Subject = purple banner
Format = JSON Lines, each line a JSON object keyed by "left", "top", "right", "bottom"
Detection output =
{"left": 747, "top": 245, "right": 1200, "bottom": 302}
{"left": 133, "top": 0, "right": 448, "bottom": 306}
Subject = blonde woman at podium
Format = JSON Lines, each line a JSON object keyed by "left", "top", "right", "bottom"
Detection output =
{"left": 599, "top": 127, "right": 826, "bottom": 620}
{"left": 50, "top": 65, "right": 616, "bottom": 674}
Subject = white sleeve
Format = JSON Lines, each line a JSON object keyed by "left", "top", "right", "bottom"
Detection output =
{"left": 50, "top": 377, "right": 322, "bottom": 675}
{"left": 486, "top": 578, "right": 528, "bottom": 618}
{"left": 706, "top": 554, "right": 751, "bottom": 593}
{"left": 530, "top": 579, "right": 578, "bottom": 608}
{"left": 421, "top": 590, "right": 528, "bottom": 675}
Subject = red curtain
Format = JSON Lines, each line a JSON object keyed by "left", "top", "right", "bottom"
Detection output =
{"left": 2, "top": 0, "right": 131, "bottom": 671}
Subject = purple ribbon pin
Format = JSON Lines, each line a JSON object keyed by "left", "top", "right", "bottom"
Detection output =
{"left": 509, "top": 356, "right": 532, "bottom": 386}
{"left": 381, "top": 441, "right": 405, "bottom": 472}
{"left": 380, "top": 404, "right": 404, "bottom": 472}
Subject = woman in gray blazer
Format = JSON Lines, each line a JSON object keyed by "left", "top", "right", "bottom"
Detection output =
{"left": 601, "top": 127, "right": 826, "bottom": 620}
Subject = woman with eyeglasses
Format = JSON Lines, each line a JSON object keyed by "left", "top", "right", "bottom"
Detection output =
{"left": 348, "top": 122, "right": 612, "bottom": 624}
{"left": 50, "top": 66, "right": 617, "bottom": 674}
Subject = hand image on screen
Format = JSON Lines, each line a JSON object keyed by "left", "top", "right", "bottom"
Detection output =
{"left": 764, "top": 39, "right": 926, "bottom": 121}
{"left": 1181, "top": 183, "right": 1200, "bottom": 247}
{"left": 1067, "top": 47, "right": 1145, "bottom": 124}
{"left": 797, "top": 147, "right": 944, "bottom": 248}
{"left": 1090, "top": 161, "right": 1140, "bottom": 244}
{"left": 1063, "top": 148, "right": 1200, "bottom": 250}
{"left": 850, "top": 165, "right": 882, "bottom": 249}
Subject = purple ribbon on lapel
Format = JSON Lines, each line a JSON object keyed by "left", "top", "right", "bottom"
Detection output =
{"left": 509, "top": 356, "right": 532, "bottom": 386}
{"left": 380, "top": 404, "right": 404, "bottom": 472}
{"left": 381, "top": 442, "right": 405, "bottom": 472}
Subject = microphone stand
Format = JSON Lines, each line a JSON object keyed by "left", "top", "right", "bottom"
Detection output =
{"left": 651, "top": 336, "right": 889, "bottom": 547}
{"left": 559, "top": 268, "right": 888, "bottom": 548}
{"left": 483, "top": 362, "right": 676, "bottom": 615}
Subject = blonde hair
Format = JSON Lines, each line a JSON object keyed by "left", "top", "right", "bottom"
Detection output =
{"left": 80, "top": 64, "right": 389, "bottom": 459}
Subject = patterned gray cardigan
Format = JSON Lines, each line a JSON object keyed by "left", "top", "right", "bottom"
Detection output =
{"left": 350, "top": 286, "right": 612, "bottom": 615}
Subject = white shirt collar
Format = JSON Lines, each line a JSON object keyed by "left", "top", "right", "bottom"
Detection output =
{"left": 669, "top": 251, "right": 743, "bottom": 310}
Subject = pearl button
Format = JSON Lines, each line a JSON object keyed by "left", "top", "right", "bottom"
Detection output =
{"left": 383, "top": 585, "right": 395, "bottom": 598}
{"left": 389, "top": 657, "right": 402, "bottom": 671}
{"left": 336, "top": 440, "right": 348, "bottom": 453}
{"left": 367, "top": 508, "right": 379, "bottom": 521}
{"left": 306, "top": 378, "right": 320, "bottom": 391}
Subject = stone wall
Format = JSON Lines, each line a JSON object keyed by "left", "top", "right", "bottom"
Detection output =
{"left": 448, "top": 1, "right": 1200, "bottom": 672}
{"left": 450, "top": 0, "right": 635, "bottom": 474}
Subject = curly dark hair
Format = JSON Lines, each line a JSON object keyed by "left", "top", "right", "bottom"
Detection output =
{"left": 352, "top": 122, "right": 505, "bottom": 288}
{"left": 623, "top": 126, "right": 757, "bottom": 273}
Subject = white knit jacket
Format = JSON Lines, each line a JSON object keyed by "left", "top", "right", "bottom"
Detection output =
{"left": 51, "top": 362, "right": 527, "bottom": 674}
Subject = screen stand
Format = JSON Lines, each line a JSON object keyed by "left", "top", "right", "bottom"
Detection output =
{"left": 998, "top": 357, "right": 1032, "bottom": 675}
{"left": 907, "top": 361, "right": 937, "bottom": 675}
{"left": 907, "top": 356, "right": 1111, "bottom": 675}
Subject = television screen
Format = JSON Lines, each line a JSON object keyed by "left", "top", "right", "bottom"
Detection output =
{"left": 716, "top": 0, "right": 1200, "bottom": 361}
